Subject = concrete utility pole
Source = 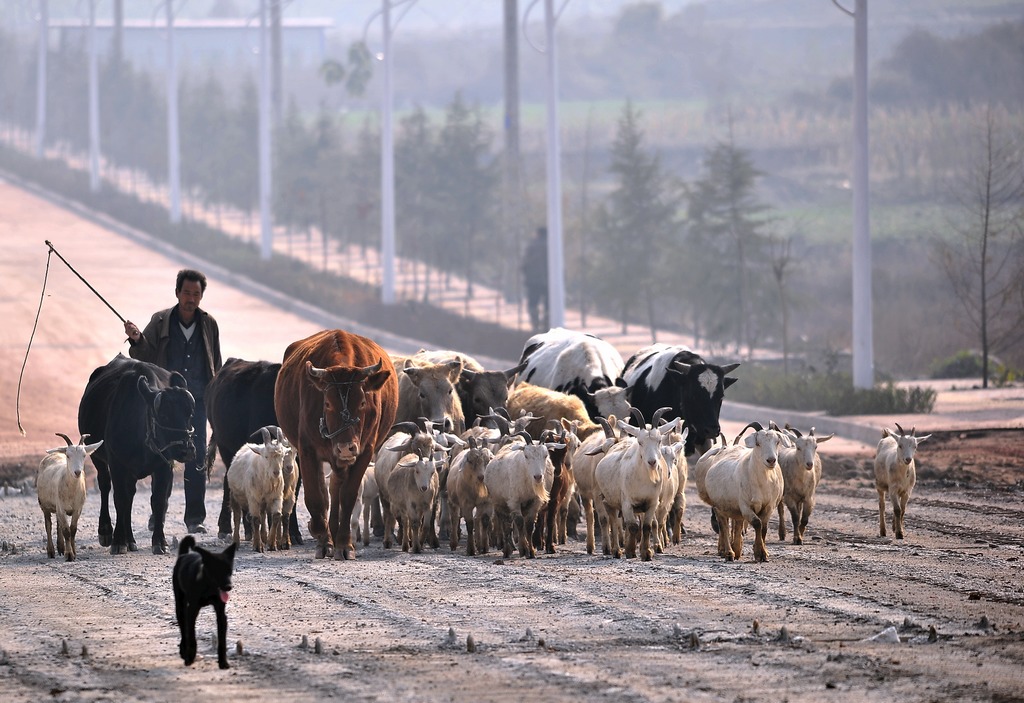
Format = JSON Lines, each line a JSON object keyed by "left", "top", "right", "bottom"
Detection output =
{"left": 503, "top": 0, "right": 522, "bottom": 302}
{"left": 270, "top": 0, "right": 283, "bottom": 127}
{"left": 87, "top": 0, "right": 100, "bottom": 193}
{"left": 166, "top": 1, "right": 181, "bottom": 224}
{"left": 380, "top": 0, "right": 396, "bottom": 304}
{"left": 833, "top": 0, "right": 874, "bottom": 388}
{"left": 259, "top": 0, "right": 273, "bottom": 260}
{"left": 34, "top": 0, "right": 47, "bottom": 158}
{"left": 541, "top": 0, "right": 565, "bottom": 328}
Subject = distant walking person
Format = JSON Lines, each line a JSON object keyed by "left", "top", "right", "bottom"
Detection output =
{"left": 523, "top": 226, "right": 549, "bottom": 332}
{"left": 124, "top": 269, "right": 223, "bottom": 534}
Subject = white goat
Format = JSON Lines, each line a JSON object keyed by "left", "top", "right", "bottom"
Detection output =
{"left": 446, "top": 436, "right": 495, "bottom": 556}
{"left": 36, "top": 433, "right": 102, "bottom": 561}
{"left": 699, "top": 422, "right": 791, "bottom": 562}
{"left": 359, "top": 464, "right": 379, "bottom": 547}
{"left": 483, "top": 431, "right": 560, "bottom": 558}
{"left": 374, "top": 423, "right": 438, "bottom": 549}
{"left": 777, "top": 425, "right": 833, "bottom": 544}
{"left": 386, "top": 453, "right": 440, "bottom": 554}
{"left": 594, "top": 409, "right": 681, "bottom": 561}
{"left": 261, "top": 426, "right": 299, "bottom": 551}
{"left": 874, "top": 423, "right": 930, "bottom": 540}
{"left": 227, "top": 426, "right": 289, "bottom": 552}
{"left": 656, "top": 429, "right": 689, "bottom": 551}
{"left": 571, "top": 415, "right": 622, "bottom": 555}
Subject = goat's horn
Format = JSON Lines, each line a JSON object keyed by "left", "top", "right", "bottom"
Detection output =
{"left": 651, "top": 407, "right": 672, "bottom": 427}
{"left": 629, "top": 407, "right": 646, "bottom": 427}
{"left": 895, "top": 422, "right": 907, "bottom": 436}
{"left": 260, "top": 426, "right": 273, "bottom": 445}
{"left": 390, "top": 421, "right": 422, "bottom": 436}
{"left": 55, "top": 432, "right": 73, "bottom": 446}
{"left": 597, "top": 416, "right": 615, "bottom": 439}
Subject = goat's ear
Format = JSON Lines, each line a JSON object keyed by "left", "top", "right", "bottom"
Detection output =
{"left": 916, "top": 434, "right": 931, "bottom": 444}
{"left": 817, "top": 433, "right": 834, "bottom": 443}
{"left": 85, "top": 440, "right": 104, "bottom": 454}
{"left": 45, "top": 446, "right": 69, "bottom": 455}
{"left": 744, "top": 433, "right": 758, "bottom": 448}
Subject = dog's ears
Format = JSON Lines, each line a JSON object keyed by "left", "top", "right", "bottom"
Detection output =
{"left": 223, "top": 541, "right": 237, "bottom": 560}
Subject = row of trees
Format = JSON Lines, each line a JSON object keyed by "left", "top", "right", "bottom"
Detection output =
{"left": 1, "top": 25, "right": 1020, "bottom": 382}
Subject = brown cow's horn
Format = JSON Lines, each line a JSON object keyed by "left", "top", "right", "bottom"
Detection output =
{"left": 358, "top": 359, "right": 384, "bottom": 378}
{"left": 307, "top": 361, "right": 327, "bottom": 378}
{"left": 55, "top": 432, "right": 73, "bottom": 446}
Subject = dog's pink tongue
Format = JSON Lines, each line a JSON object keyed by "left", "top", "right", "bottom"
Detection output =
{"left": 219, "top": 590, "right": 229, "bottom": 604}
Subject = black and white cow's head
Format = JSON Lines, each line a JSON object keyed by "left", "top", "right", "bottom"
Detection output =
{"left": 667, "top": 359, "right": 740, "bottom": 455}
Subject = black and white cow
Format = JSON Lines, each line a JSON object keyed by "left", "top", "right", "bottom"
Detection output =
{"left": 518, "top": 328, "right": 629, "bottom": 421}
{"left": 622, "top": 344, "right": 740, "bottom": 458}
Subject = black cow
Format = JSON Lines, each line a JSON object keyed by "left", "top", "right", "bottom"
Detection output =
{"left": 622, "top": 344, "right": 740, "bottom": 457}
{"left": 78, "top": 354, "right": 196, "bottom": 555}
{"left": 204, "top": 357, "right": 303, "bottom": 545}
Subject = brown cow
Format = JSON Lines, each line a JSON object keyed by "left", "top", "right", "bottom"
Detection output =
{"left": 274, "top": 330, "right": 398, "bottom": 560}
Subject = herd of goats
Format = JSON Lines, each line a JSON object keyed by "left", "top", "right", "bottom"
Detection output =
{"left": 35, "top": 327, "right": 930, "bottom": 565}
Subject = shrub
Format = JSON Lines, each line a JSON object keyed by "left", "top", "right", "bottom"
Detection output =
{"left": 930, "top": 350, "right": 987, "bottom": 379}
{"left": 728, "top": 366, "right": 936, "bottom": 416}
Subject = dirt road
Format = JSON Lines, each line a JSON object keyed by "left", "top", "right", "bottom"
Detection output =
{"left": 2, "top": 179, "right": 1024, "bottom": 702}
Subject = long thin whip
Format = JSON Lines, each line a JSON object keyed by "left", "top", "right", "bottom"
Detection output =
{"left": 44, "top": 239, "right": 126, "bottom": 323}
{"left": 16, "top": 241, "right": 127, "bottom": 436}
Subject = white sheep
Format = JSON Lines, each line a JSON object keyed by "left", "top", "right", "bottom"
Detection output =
{"left": 777, "top": 425, "right": 833, "bottom": 544}
{"left": 227, "top": 426, "right": 289, "bottom": 552}
{"left": 594, "top": 409, "right": 680, "bottom": 561}
{"left": 483, "top": 431, "right": 560, "bottom": 558}
{"left": 36, "top": 433, "right": 103, "bottom": 561}
{"left": 699, "top": 422, "right": 791, "bottom": 562}
{"left": 445, "top": 436, "right": 495, "bottom": 556}
{"left": 386, "top": 453, "right": 440, "bottom": 553}
{"left": 874, "top": 423, "right": 930, "bottom": 540}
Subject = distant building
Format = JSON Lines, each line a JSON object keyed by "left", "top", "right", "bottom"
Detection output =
{"left": 49, "top": 17, "right": 332, "bottom": 71}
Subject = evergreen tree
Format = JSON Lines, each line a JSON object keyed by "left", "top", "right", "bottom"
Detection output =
{"left": 395, "top": 106, "right": 436, "bottom": 299}
{"left": 591, "top": 100, "right": 683, "bottom": 335}
{"left": 686, "top": 133, "right": 773, "bottom": 354}
{"left": 430, "top": 92, "right": 497, "bottom": 300}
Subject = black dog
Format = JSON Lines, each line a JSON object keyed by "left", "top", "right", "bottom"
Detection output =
{"left": 172, "top": 535, "right": 237, "bottom": 669}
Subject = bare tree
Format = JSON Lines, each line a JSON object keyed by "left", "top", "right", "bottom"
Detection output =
{"left": 937, "top": 106, "right": 1024, "bottom": 387}
{"left": 768, "top": 233, "right": 795, "bottom": 375}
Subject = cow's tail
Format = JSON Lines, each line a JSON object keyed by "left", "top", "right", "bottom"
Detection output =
{"left": 179, "top": 535, "right": 196, "bottom": 556}
{"left": 204, "top": 433, "right": 218, "bottom": 480}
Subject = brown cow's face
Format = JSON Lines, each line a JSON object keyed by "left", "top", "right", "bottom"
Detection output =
{"left": 307, "top": 361, "right": 391, "bottom": 466}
